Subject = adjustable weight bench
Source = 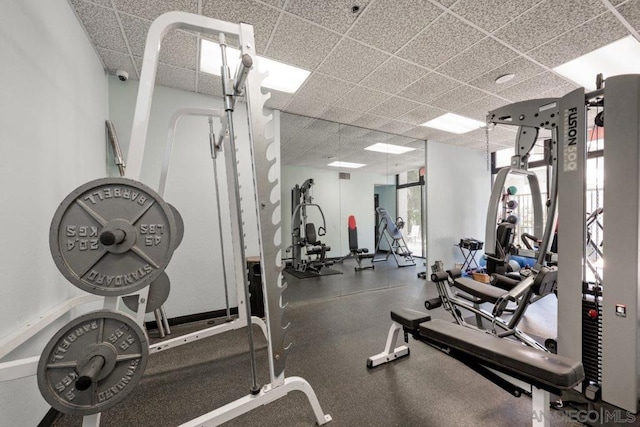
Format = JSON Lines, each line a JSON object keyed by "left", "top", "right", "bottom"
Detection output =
{"left": 368, "top": 310, "right": 584, "bottom": 427}
{"left": 346, "top": 215, "right": 374, "bottom": 271}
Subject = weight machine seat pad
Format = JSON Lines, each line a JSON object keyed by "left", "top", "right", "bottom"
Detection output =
{"left": 418, "top": 320, "right": 584, "bottom": 390}
{"left": 390, "top": 308, "right": 431, "bottom": 330}
{"left": 453, "top": 277, "right": 506, "bottom": 304}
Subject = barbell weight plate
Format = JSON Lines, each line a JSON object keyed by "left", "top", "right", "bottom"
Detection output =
{"left": 122, "top": 271, "right": 171, "bottom": 313}
{"left": 37, "top": 310, "right": 149, "bottom": 416}
{"left": 49, "top": 177, "right": 177, "bottom": 296}
{"left": 168, "top": 203, "right": 184, "bottom": 249}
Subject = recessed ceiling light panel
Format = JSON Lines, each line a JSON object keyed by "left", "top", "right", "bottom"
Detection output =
{"left": 327, "top": 161, "right": 366, "bottom": 168}
{"left": 420, "top": 113, "right": 485, "bottom": 134}
{"left": 200, "top": 39, "right": 310, "bottom": 93}
{"left": 553, "top": 35, "right": 640, "bottom": 90}
{"left": 365, "top": 143, "right": 415, "bottom": 154}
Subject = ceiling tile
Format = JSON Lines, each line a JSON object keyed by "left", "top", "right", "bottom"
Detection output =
{"left": 285, "top": 99, "right": 331, "bottom": 117}
{"left": 70, "top": 0, "right": 128, "bottom": 53}
{"left": 539, "top": 81, "right": 579, "bottom": 99}
{"left": 402, "top": 126, "right": 433, "bottom": 139}
{"left": 467, "top": 126, "right": 517, "bottom": 145}
{"left": 436, "top": 37, "right": 517, "bottom": 82}
{"left": 493, "top": 0, "right": 607, "bottom": 53}
{"left": 398, "top": 73, "right": 459, "bottom": 103}
{"left": 320, "top": 106, "right": 362, "bottom": 124}
{"left": 379, "top": 120, "right": 416, "bottom": 135}
{"left": 617, "top": 0, "right": 640, "bottom": 31}
{"left": 316, "top": 39, "right": 390, "bottom": 83}
{"left": 285, "top": 0, "right": 370, "bottom": 33}
{"left": 197, "top": 72, "right": 223, "bottom": 96}
{"left": 496, "top": 71, "right": 571, "bottom": 102}
{"left": 202, "top": 0, "right": 281, "bottom": 53}
{"left": 432, "top": 0, "right": 458, "bottom": 7}
{"left": 304, "top": 118, "right": 340, "bottom": 133}
{"left": 359, "top": 57, "right": 425, "bottom": 94}
{"left": 113, "top": 0, "right": 197, "bottom": 21}
{"left": 156, "top": 64, "right": 196, "bottom": 91}
{"left": 453, "top": 95, "right": 510, "bottom": 121}
{"left": 265, "top": 90, "right": 293, "bottom": 110}
{"left": 337, "top": 125, "right": 370, "bottom": 138}
{"left": 281, "top": 112, "right": 315, "bottom": 129}
{"left": 83, "top": 0, "right": 112, "bottom": 6}
{"left": 528, "top": 12, "right": 629, "bottom": 68}
{"left": 396, "top": 13, "right": 484, "bottom": 69}
{"left": 120, "top": 15, "right": 197, "bottom": 69}
{"left": 97, "top": 48, "right": 137, "bottom": 77}
{"left": 334, "top": 86, "right": 388, "bottom": 111}
{"left": 261, "top": 0, "right": 286, "bottom": 8}
{"left": 347, "top": 0, "right": 442, "bottom": 53}
{"left": 288, "top": 73, "right": 354, "bottom": 106}
{"left": 351, "top": 113, "right": 391, "bottom": 130}
{"left": 368, "top": 96, "right": 421, "bottom": 119}
{"left": 468, "top": 56, "right": 547, "bottom": 93}
{"left": 450, "top": 0, "right": 540, "bottom": 32}
{"left": 266, "top": 14, "right": 341, "bottom": 70}
{"left": 397, "top": 104, "right": 446, "bottom": 125}
{"left": 427, "top": 84, "right": 486, "bottom": 111}
{"left": 360, "top": 129, "right": 393, "bottom": 142}
{"left": 402, "top": 139, "right": 427, "bottom": 148}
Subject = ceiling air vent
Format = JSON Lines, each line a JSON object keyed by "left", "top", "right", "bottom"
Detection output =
{"left": 339, "top": 172, "right": 351, "bottom": 180}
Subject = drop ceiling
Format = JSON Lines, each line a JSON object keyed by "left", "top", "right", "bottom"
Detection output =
{"left": 69, "top": 0, "right": 640, "bottom": 173}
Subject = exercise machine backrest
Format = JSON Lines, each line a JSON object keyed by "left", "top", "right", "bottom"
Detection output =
{"left": 377, "top": 207, "right": 403, "bottom": 240}
{"left": 486, "top": 222, "right": 516, "bottom": 274}
{"left": 305, "top": 223, "right": 319, "bottom": 245}
{"left": 348, "top": 215, "right": 359, "bottom": 251}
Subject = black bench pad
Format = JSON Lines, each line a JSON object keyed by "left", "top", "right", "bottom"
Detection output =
{"left": 419, "top": 320, "right": 584, "bottom": 390}
{"left": 454, "top": 277, "right": 506, "bottom": 303}
{"left": 390, "top": 308, "right": 431, "bottom": 330}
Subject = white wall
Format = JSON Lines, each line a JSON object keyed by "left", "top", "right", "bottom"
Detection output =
{"left": 425, "top": 141, "right": 491, "bottom": 269}
{"left": 0, "top": 0, "right": 108, "bottom": 424}
{"left": 282, "top": 166, "right": 392, "bottom": 257}
{"left": 108, "top": 78, "right": 263, "bottom": 318}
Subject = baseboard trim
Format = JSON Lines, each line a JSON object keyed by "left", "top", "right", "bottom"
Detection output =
{"left": 145, "top": 307, "right": 239, "bottom": 330}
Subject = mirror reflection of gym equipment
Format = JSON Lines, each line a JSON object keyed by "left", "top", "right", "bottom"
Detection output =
{"left": 372, "top": 207, "right": 416, "bottom": 267}
{"left": 285, "top": 179, "right": 342, "bottom": 278}
{"left": 6, "top": 1, "right": 640, "bottom": 426}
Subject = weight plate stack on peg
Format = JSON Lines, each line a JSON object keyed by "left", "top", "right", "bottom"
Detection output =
{"left": 168, "top": 203, "right": 184, "bottom": 249}
{"left": 122, "top": 271, "right": 171, "bottom": 313}
{"left": 37, "top": 310, "right": 149, "bottom": 415}
{"left": 49, "top": 177, "right": 177, "bottom": 296}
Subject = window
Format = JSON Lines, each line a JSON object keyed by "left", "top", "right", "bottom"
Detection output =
{"left": 396, "top": 168, "right": 424, "bottom": 257}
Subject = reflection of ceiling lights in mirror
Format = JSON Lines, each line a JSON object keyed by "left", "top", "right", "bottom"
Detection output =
{"left": 327, "top": 161, "right": 366, "bottom": 168}
{"left": 553, "top": 36, "right": 640, "bottom": 91}
{"left": 200, "top": 39, "right": 311, "bottom": 93}
{"left": 365, "top": 143, "right": 415, "bottom": 154}
{"left": 421, "top": 113, "right": 485, "bottom": 134}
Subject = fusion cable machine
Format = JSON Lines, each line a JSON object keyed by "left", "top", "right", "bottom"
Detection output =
{"left": 486, "top": 74, "right": 640, "bottom": 415}
{"left": 484, "top": 103, "right": 557, "bottom": 275}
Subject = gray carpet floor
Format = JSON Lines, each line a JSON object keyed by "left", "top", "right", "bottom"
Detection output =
{"left": 54, "top": 258, "right": 588, "bottom": 426}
